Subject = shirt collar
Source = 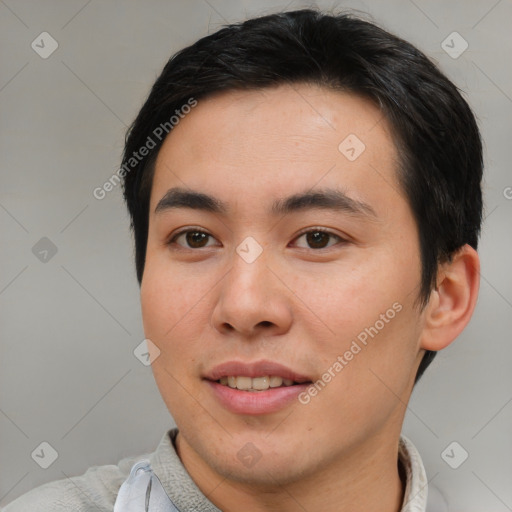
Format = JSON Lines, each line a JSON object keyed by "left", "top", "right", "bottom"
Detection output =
{"left": 399, "top": 434, "right": 429, "bottom": 512}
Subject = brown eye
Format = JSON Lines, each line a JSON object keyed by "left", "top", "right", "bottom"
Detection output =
{"left": 169, "top": 229, "right": 217, "bottom": 249}
{"left": 306, "top": 231, "right": 330, "bottom": 248}
{"left": 294, "top": 229, "right": 344, "bottom": 250}
{"left": 185, "top": 231, "right": 210, "bottom": 248}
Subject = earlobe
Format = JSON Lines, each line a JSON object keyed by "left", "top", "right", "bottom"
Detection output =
{"left": 420, "top": 244, "right": 480, "bottom": 352}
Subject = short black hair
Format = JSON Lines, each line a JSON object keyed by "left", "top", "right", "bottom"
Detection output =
{"left": 121, "top": 8, "right": 483, "bottom": 384}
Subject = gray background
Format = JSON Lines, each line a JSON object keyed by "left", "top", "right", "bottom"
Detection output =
{"left": 1, "top": 0, "right": 511, "bottom": 509}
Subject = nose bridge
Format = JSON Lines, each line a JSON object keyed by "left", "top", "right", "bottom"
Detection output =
{"left": 226, "top": 237, "right": 271, "bottom": 302}
{"left": 211, "top": 239, "right": 292, "bottom": 335}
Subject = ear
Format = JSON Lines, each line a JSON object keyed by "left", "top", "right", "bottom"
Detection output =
{"left": 420, "top": 244, "right": 480, "bottom": 351}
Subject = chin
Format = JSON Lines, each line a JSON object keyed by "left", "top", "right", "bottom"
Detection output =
{"left": 213, "top": 452, "right": 315, "bottom": 487}
{"left": 197, "top": 431, "right": 321, "bottom": 486}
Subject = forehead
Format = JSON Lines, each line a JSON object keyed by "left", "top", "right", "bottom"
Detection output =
{"left": 150, "top": 83, "right": 401, "bottom": 214}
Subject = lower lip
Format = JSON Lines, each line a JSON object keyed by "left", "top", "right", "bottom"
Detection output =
{"left": 206, "top": 380, "right": 310, "bottom": 415}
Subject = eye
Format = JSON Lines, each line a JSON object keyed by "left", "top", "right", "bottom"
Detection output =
{"left": 168, "top": 229, "right": 218, "bottom": 249}
{"left": 167, "top": 227, "right": 346, "bottom": 250}
{"left": 293, "top": 229, "right": 346, "bottom": 250}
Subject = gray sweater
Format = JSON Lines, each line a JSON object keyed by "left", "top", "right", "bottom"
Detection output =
{"left": 3, "top": 429, "right": 435, "bottom": 511}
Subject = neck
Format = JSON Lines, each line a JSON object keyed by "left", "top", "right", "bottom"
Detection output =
{"left": 175, "top": 429, "right": 406, "bottom": 512}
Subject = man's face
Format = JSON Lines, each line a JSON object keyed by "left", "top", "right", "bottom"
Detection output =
{"left": 141, "top": 84, "right": 426, "bottom": 484}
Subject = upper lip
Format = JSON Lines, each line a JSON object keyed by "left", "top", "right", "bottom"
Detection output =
{"left": 204, "top": 360, "right": 312, "bottom": 383}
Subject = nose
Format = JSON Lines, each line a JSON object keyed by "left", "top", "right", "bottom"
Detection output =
{"left": 210, "top": 247, "right": 293, "bottom": 338}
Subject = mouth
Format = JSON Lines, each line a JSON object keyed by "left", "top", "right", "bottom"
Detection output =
{"left": 204, "top": 360, "right": 313, "bottom": 415}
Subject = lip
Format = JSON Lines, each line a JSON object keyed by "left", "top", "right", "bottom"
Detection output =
{"left": 207, "top": 380, "right": 311, "bottom": 415}
{"left": 204, "top": 360, "right": 312, "bottom": 415}
{"left": 204, "top": 359, "right": 311, "bottom": 383}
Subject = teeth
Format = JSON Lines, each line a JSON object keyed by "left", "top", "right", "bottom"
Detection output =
{"left": 252, "top": 376, "right": 269, "bottom": 390}
{"left": 269, "top": 376, "right": 283, "bottom": 388}
{"left": 218, "top": 376, "right": 297, "bottom": 391}
{"left": 236, "top": 376, "right": 252, "bottom": 390}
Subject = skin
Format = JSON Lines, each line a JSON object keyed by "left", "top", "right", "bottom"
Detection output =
{"left": 140, "top": 83, "right": 480, "bottom": 512}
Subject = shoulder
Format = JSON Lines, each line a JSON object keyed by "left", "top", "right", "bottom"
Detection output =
{"left": 2, "top": 453, "right": 144, "bottom": 512}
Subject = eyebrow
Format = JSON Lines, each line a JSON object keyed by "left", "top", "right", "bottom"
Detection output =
{"left": 154, "top": 186, "right": 377, "bottom": 219}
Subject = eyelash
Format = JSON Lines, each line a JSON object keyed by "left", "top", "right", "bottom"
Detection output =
{"left": 167, "top": 227, "right": 347, "bottom": 251}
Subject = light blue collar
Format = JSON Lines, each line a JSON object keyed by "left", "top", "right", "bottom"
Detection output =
{"left": 114, "top": 459, "right": 181, "bottom": 511}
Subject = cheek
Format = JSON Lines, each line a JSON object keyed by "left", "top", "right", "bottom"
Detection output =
{"left": 140, "top": 250, "right": 227, "bottom": 386}
{"left": 289, "top": 246, "right": 417, "bottom": 338}
{"left": 140, "top": 259, "right": 207, "bottom": 418}
{"left": 298, "top": 247, "right": 422, "bottom": 392}
{"left": 141, "top": 252, "right": 208, "bottom": 335}
{"left": 301, "top": 306, "right": 421, "bottom": 442}
{"left": 140, "top": 260, "right": 194, "bottom": 370}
